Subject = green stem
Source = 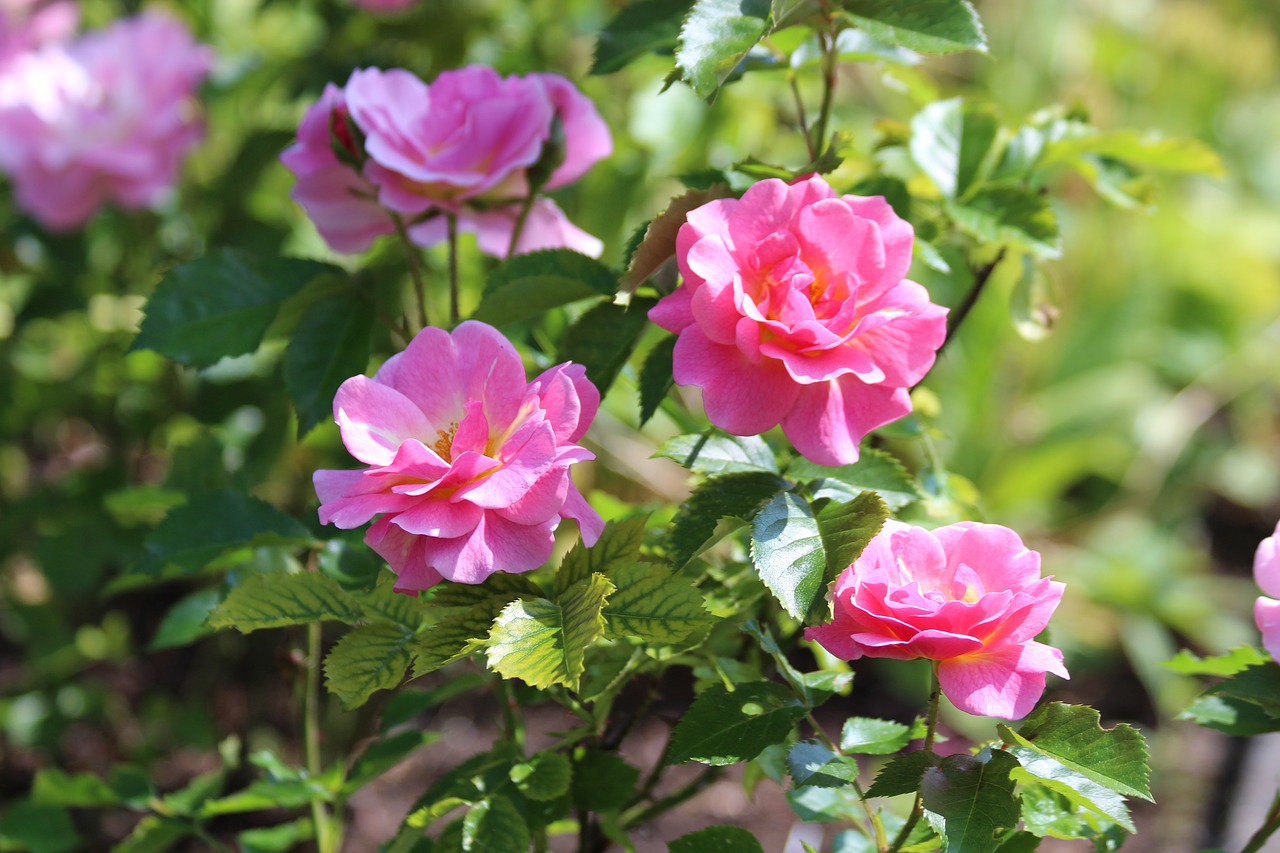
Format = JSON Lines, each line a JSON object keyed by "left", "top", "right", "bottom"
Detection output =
{"left": 1241, "top": 789, "right": 1280, "bottom": 853}
{"left": 807, "top": 711, "right": 888, "bottom": 852}
{"left": 506, "top": 195, "right": 537, "bottom": 259}
{"left": 790, "top": 74, "right": 816, "bottom": 161}
{"left": 811, "top": 27, "right": 838, "bottom": 158}
{"left": 496, "top": 676, "right": 525, "bottom": 752}
{"left": 446, "top": 213, "right": 461, "bottom": 325}
{"left": 936, "top": 250, "right": 1006, "bottom": 358}
{"left": 391, "top": 213, "right": 429, "bottom": 332}
{"left": 887, "top": 665, "right": 942, "bottom": 853}
{"left": 682, "top": 427, "right": 715, "bottom": 469}
{"left": 306, "top": 622, "right": 339, "bottom": 853}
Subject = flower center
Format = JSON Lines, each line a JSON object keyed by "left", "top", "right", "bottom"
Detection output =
{"left": 432, "top": 422, "right": 459, "bottom": 461}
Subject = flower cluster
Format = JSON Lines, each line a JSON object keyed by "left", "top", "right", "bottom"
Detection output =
{"left": 650, "top": 176, "right": 948, "bottom": 466}
{"left": 806, "top": 520, "right": 1068, "bottom": 719}
{"left": 282, "top": 64, "right": 611, "bottom": 258}
{"left": 314, "top": 321, "right": 604, "bottom": 592}
{"left": 1255, "top": 521, "right": 1280, "bottom": 660}
{"left": 0, "top": 11, "right": 212, "bottom": 229}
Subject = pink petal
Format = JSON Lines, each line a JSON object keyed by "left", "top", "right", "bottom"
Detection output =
{"left": 1255, "top": 524, "right": 1280, "bottom": 599}
{"left": 530, "top": 362, "right": 599, "bottom": 444}
{"left": 390, "top": 498, "right": 484, "bottom": 538}
{"left": 672, "top": 326, "right": 800, "bottom": 435}
{"left": 780, "top": 376, "right": 911, "bottom": 466}
{"left": 333, "top": 375, "right": 433, "bottom": 466}
{"left": 841, "top": 194, "right": 914, "bottom": 300}
{"left": 432, "top": 513, "right": 557, "bottom": 584}
{"left": 649, "top": 286, "right": 695, "bottom": 334}
{"left": 561, "top": 482, "right": 603, "bottom": 546}
{"left": 365, "top": 516, "right": 444, "bottom": 593}
{"left": 1257, "top": 596, "right": 1280, "bottom": 662}
{"left": 938, "top": 641, "right": 1068, "bottom": 719}
{"left": 930, "top": 522, "right": 1044, "bottom": 592}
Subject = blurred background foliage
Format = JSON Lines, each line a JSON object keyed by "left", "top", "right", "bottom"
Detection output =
{"left": 0, "top": 0, "right": 1276, "bottom": 849}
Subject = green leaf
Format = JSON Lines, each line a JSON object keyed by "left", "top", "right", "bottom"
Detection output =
{"left": 668, "top": 681, "right": 806, "bottom": 765}
{"left": 669, "top": 471, "right": 786, "bottom": 568}
{"left": 994, "top": 830, "right": 1043, "bottom": 853}
{"left": 921, "top": 751, "right": 1021, "bottom": 853}
{"left": 676, "top": 0, "right": 772, "bottom": 99}
{"left": 865, "top": 751, "right": 940, "bottom": 798}
{"left": 792, "top": 28, "right": 922, "bottom": 69}
{"left": 1177, "top": 694, "right": 1280, "bottom": 736}
{"left": 948, "top": 185, "right": 1061, "bottom": 259}
{"left": 1019, "top": 779, "right": 1115, "bottom": 840}
{"left": 1164, "top": 645, "right": 1267, "bottom": 677}
{"left": 149, "top": 587, "right": 222, "bottom": 650}
{"left": 30, "top": 770, "right": 121, "bottom": 808}
{"left": 669, "top": 825, "right": 765, "bottom": 853}
{"left": 840, "top": 717, "right": 915, "bottom": 755}
{"left": 621, "top": 185, "right": 735, "bottom": 292}
{"left": 238, "top": 819, "right": 315, "bottom": 853}
{"left": 998, "top": 703, "right": 1153, "bottom": 801}
{"left": 814, "top": 492, "right": 888, "bottom": 586}
{"left": 750, "top": 492, "right": 827, "bottom": 621}
{"left": 787, "top": 741, "right": 862, "bottom": 788}
{"left": 571, "top": 751, "right": 640, "bottom": 812}
{"left": 592, "top": 0, "right": 690, "bottom": 75}
{"left": 353, "top": 581, "right": 426, "bottom": 629}
{"left": 787, "top": 786, "right": 867, "bottom": 823}
{"left": 208, "top": 572, "right": 363, "bottom": 632}
{"left": 742, "top": 620, "right": 849, "bottom": 707}
{"left": 909, "top": 98, "right": 1001, "bottom": 199}
{"left": 510, "top": 752, "right": 573, "bottom": 802}
{"left": 133, "top": 250, "right": 338, "bottom": 367}
{"left": 138, "top": 490, "right": 312, "bottom": 577}
{"left": 638, "top": 335, "right": 677, "bottom": 426}
{"left": 1007, "top": 750, "right": 1133, "bottom": 833}
{"left": 603, "top": 562, "right": 711, "bottom": 643}
{"left": 462, "top": 796, "right": 529, "bottom": 853}
{"left": 324, "top": 623, "right": 417, "bottom": 709}
{"left": 412, "top": 578, "right": 541, "bottom": 676}
{"left": 790, "top": 448, "right": 921, "bottom": 510}
{"left": 556, "top": 514, "right": 648, "bottom": 596}
{"left": 474, "top": 250, "right": 618, "bottom": 327}
{"left": 557, "top": 297, "right": 655, "bottom": 396}
{"left": 656, "top": 433, "right": 779, "bottom": 476}
{"left": 1206, "top": 663, "right": 1280, "bottom": 716}
{"left": 486, "top": 574, "right": 615, "bottom": 689}
{"left": 344, "top": 730, "right": 442, "bottom": 795}
{"left": 283, "top": 287, "right": 374, "bottom": 437}
{"left": 839, "top": 0, "right": 986, "bottom": 54}
{"left": 1043, "top": 126, "right": 1224, "bottom": 176}
{"left": 112, "top": 815, "right": 188, "bottom": 853}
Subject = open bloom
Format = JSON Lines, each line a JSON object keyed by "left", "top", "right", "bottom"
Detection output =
{"left": 283, "top": 64, "right": 611, "bottom": 257}
{"left": 806, "top": 521, "right": 1068, "bottom": 719}
{"left": 314, "top": 321, "right": 604, "bottom": 592}
{"left": 0, "top": 12, "right": 212, "bottom": 229}
{"left": 649, "top": 176, "right": 948, "bottom": 466}
{"left": 1254, "top": 521, "right": 1280, "bottom": 660}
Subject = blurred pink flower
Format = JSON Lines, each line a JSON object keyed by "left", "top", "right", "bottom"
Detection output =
{"left": 314, "top": 321, "right": 604, "bottom": 592}
{"left": 649, "top": 176, "right": 948, "bottom": 466}
{"left": 1254, "top": 521, "right": 1280, "bottom": 660}
{"left": 0, "top": 0, "right": 77, "bottom": 68}
{"left": 283, "top": 64, "right": 611, "bottom": 257}
{"left": 805, "top": 520, "right": 1068, "bottom": 719}
{"left": 0, "top": 11, "right": 211, "bottom": 229}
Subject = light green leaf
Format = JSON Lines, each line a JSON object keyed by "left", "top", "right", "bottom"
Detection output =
{"left": 510, "top": 752, "right": 573, "bottom": 802}
{"left": 1206, "top": 663, "right": 1280, "bottom": 717}
{"left": 112, "top": 815, "right": 188, "bottom": 853}
{"left": 676, "top": 0, "right": 773, "bottom": 100}
{"left": 1043, "top": 126, "right": 1224, "bottom": 176}
{"left": 199, "top": 777, "right": 333, "bottom": 817}
{"left": 238, "top": 819, "right": 314, "bottom": 853}
{"left": 592, "top": 0, "right": 690, "bottom": 75}
{"left": 1010, "top": 253, "right": 1058, "bottom": 341}
{"left": 638, "top": 335, "right": 677, "bottom": 427}
{"left": 31, "top": 770, "right": 121, "bottom": 808}
{"left": 840, "top": 717, "right": 915, "bottom": 755}
{"left": 920, "top": 751, "right": 1021, "bottom": 853}
{"left": 283, "top": 287, "right": 374, "bottom": 437}
{"left": 948, "top": 185, "right": 1061, "bottom": 259}
{"left": 909, "top": 98, "right": 1001, "bottom": 199}
{"left": 474, "top": 250, "right": 618, "bottom": 327}
{"left": 1019, "top": 778, "right": 1115, "bottom": 840}
{"left": 655, "top": 433, "right": 779, "bottom": 476}
{"left": 462, "top": 796, "right": 529, "bottom": 853}
{"left": 138, "top": 490, "right": 312, "bottom": 577}
{"left": 670, "top": 471, "right": 787, "bottom": 568}
{"left": 669, "top": 825, "right": 765, "bottom": 853}
{"left": 208, "top": 572, "right": 362, "bottom": 632}
{"left": 1164, "top": 645, "right": 1267, "bottom": 677}
{"left": 602, "top": 562, "right": 711, "bottom": 643}
{"left": 149, "top": 587, "right": 223, "bottom": 650}
{"left": 486, "top": 574, "right": 615, "bottom": 689}
{"left": 132, "top": 250, "right": 338, "bottom": 367}
{"left": 1007, "top": 750, "right": 1133, "bottom": 832}
{"left": 557, "top": 297, "right": 655, "bottom": 396}
{"left": 324, "top": 623, "right": 417, "bottom": 709}
{"left": 353, "top": 581, "right": 426, "bottom": 629}
{"left": 668, "top": 682, "right": 806, "bottom": 765}
{"left": 787, "top": 741, "right": 862, "bottom": 788}
{"left": 998, "top": 703, "right": 1153, "bottom": 801}
{"left": 556, "top": 514, "right": 649, "bottom": 596}
{"left": 412, "top": 577, "right": 542, "bottom": 676}
{"left": 839, "top": 0, "right": 985, "bottom": 54}
{"left": 790, "top": 448, "right": 921, "bottom": 509}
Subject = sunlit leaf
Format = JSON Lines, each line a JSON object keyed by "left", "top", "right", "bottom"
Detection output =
{"left": 787, "top": 741, "right": 862, "bottom": 788}
{"left": 323, "top": 623, "right": 416, "bottom": 708}
{"left": 139, "top": 490, "right": 312, "bottom": 577}
{"left": 486, "top": 575, "right": 614, "bottom": 689}
{"left": 921, "top": 751, "right": 1021, "bottom": 853}
{"left": 656, "top": 433, "right": 779, "bottom": 476}
{"left": 602, "top": 561, "right": 712, "bottom": 643}
{"left": 592, "top": 0, "right": 691, "bottom": 75}
{"left": 839, "top": 0, "right": 986, "bottom": 54}
{"left": 676, "top": 0, "right": 772, "bottom": 100}
{"left": 209, "top": 572, "right": 363, "bottom": 632}
{"left": 669, "top": 471, "right": 786, "bottom": 568}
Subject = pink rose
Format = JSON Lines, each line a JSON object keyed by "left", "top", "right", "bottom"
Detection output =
{"left": 314, "top": 321, "right": 604, "bottom": 592}
{"left": 1254, "top": 521, "right": 1280, "bottom": 660}
{"left": 0, "top": 12, "right": 211, "bottom": 229}
{"left": 649, "top": 176, "right": 948, "bottom": 466}
{"left": 805, "top": 520, "right": 1068, "bottom": 719}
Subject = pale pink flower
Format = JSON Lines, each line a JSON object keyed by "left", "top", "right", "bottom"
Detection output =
{"left": 0, "top": 12, "right": 211, "bottom": 229}
{"left": 1254, "top": 521, "right": 1280, "bottom": 661}
{"left": 649, "top": 176, "right": 948, "bottom": 465}
{"left": 314, "top": 321, "right": 604, "bottom": 591}
{"left": 806, "top": 521, "right": 1068, "bottom": 719}
{"left": 0, "top": 0, "right": 77, "bottom": 68}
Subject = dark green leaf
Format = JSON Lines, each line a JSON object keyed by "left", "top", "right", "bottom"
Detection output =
{"left": 840, "top": 717, "right": 915, "bottom": 755}
{"left": 571, "top": 751, "right": 640, "bottom": 812}
{"left": 133, "top": 250, "right": 338, "bottom": 367}
{"left": 557, "top": 297, "right": 655, "bottom": 396}
{"left": 510, "top": 752, "right": 573, "bottom": 802}
{"left": 994, "top": 830, "right": 1042, "bottom": 853}
{"left": 742, "top": 620, "right": 849, "bottom": 707}
{"left": 638, "top": 335, "right": 677, "bottom": 426}
{"left": 474, "top": 250, "right": 618, "bottom": 327}
{"left": 839, "top": 0, "right": 986, "bottom": 54}
{"left": 1207, "top": 663, "right": 1280, "bottom": 716}
{"left": 1164, "top": 645, "right": 1267, "bottom": 677}
{"left": 909, "top": 98, "right": 1001, "bottom": 199}
{"left": 668, "top": 681, "right": 806, "bottom": 765}
{"left": 592, "top": 0, "right": 691, "bottom": 75}
{"left": 791, "top": 448, "right": 921, "bottom": 509}
{"left": 353, "top": 581, "right": 426, "bottom": 629}
{"left": 1177, "top": 694, "right": 1280, "bottom": 736}
{"left": 556, "top": 514, "right": 648, "bottom": 596}
{"left": 149, "top": 587, "right": 223, "bottom": 650}
{"left": 750, "top": 492, "right": 827, "bottom": 621}
{"left": 669, "top": 472, "right": 787, "bottom": 568}
{"left": 675, "top": 0, "right": 773, "bottom": 99}
{"left": 921, "top": 751, "right": 1021, "bottom": 853}
{"left": 998, "top": 703, "right": 1153, "bottom": 801}
{"left": 814, "top": 492, "right": 888, "bottom": 586}
{"left": 412, "top": 578, "right": 542, "bottom": 676}
{"left": 208, "top": 572, "right": 363, "bottom": 632}
{"left": 238, "top": 819, "right": 314, "bottom": 853}
{"left": 865, "top": 751, "right": 940, "bottom": 798}
{"left": 621, "top": 186, "right": 735, "bottom": 292}
{"left": 669, "top": 825, "right": 765, "bottom": 853}
{"left": 787, "top": 741, "right": 862, "bottom": 788}
{"left": 656, "top": 433, "right": 779, "bottom": 476}
{"left": 603, "top": 562, "right": 711, "bottom": 643}
{"left": 317, "top": 536, "right": 384, "bottom": 590}
{"left": 486, "top": 575, "right": 615, "bottom": 689}
{"left": 283, "top": 287, "right": 374, "bottom": 437}
{"left": 948, "top": 185, "right": 1061, "bottom": 258}
{"left": 31, "top": 770, "right": 121, "bottom": 808}
{"left": 324, "top": 623, "right": 417, "bottom": 708}
{"left": 462, "top": 796, "right": 529, "bottom": 853}
{"left": 138, "top": 490, "right": 312, "bottom": 576}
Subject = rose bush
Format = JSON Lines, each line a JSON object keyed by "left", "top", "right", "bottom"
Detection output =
{"left": 314, "top": 321, "right": 603, "bottom": 592}
{"left": 806, "top": 520, "right": 1068, "bottom": 719}
{"left": 650, "top": 176, "right": 948, "bottom": 465}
